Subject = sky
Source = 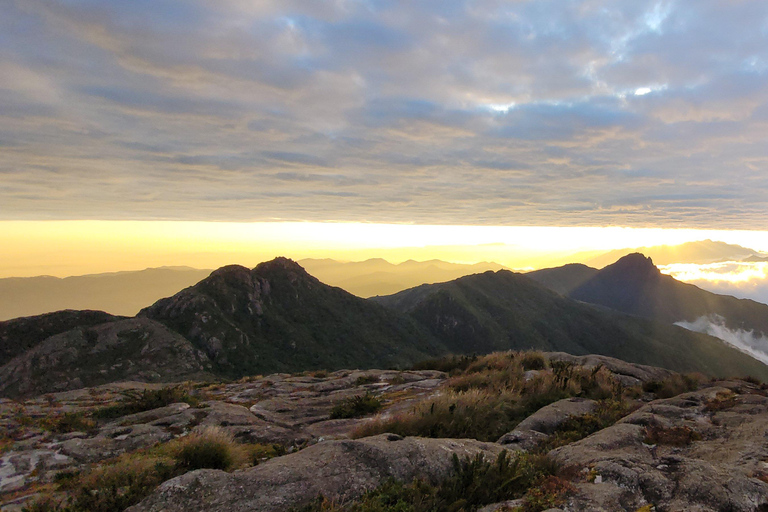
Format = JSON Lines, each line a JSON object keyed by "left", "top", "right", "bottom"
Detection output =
{"left": 2, "top": 1, "right": 768, "bottom": 277}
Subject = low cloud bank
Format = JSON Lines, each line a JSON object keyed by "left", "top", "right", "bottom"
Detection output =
{"left": 660, "top": 262, "right": 768, "bottom": 306}
{"left": 675, "top": 315, "right": 768, "bottom": 366}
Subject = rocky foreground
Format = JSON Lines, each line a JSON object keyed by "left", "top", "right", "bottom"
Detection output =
{"left": 2, "top": 352, "right": 768, "bottom": 511}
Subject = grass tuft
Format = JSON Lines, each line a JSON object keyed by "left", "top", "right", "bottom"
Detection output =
{"left": 330, "top": 392, "right": 382, "bottom": 419}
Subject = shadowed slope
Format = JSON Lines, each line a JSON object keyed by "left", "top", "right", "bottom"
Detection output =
{"left": 141, "top": 258, "right": 445, "bottom": 377}
{"left": 374, "top": 270, "right": 768, "bottom": 380}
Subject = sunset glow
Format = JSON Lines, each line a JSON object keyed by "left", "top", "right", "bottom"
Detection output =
{"left": 3, "top": 220, "right": 768, "bottom": 278}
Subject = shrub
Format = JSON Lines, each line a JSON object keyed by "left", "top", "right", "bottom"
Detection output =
{"left": 355, "top": 375, "right": 379, "bottom": 385}
{"left": 355, "top": 351, "right": 631, "bottom": 442}
{"left": 41, "top": 412, "right": 97, "bottom": 434}
{"left": 293, "top": 451, "right": 562, "bottom": 512}
{"left": 93, "top": 386, "right": 199, "bottom": 420}
{"left": 520, "top": 352, "right": 548, "bottom": 371}
{"left": 353, "top": 389, "right": 506, "bottom": 441}
{"left": 704, "top": 391, "right": 738, "bottom": 412}
{"left": 643, "top": 423, "right": 702, "bottom": 447}
{"left": 642, "top": 373, "right": 703, "bottom": 399}
{"left": 23, "top": 454, "right": 179, "bottom": 512}
{"left": 522, "top": 475, "right": 574, "bottom": 511}
{"left": 538, "top": 400, "right": 636, "bottom": 452}
{"left": 167, "top": 426, "right": 246, "bottom": 471}
{"left": 243, "top": 443, "right": 286, "bottom": 465}
{"left": 330, "top": 392, "right": 382, "bottom": 419}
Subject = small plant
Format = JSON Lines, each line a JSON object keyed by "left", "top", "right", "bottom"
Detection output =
{"left": 388, "top": 373, "right": 407, "bottom": 385}
{"left": 243, "top": 443, "right": 287, "bottom": 465}
{"left": 538, "top": 400, "right": 637, "bottom": 452}
{"left": 330, "top": 392, "right": 382, "bottom": 419}
{"left": 643, "top": 423, "right": 701, "bottom": 447}
{"left": 41, "top": 412, "right": 97, "bottom": 434}
{"left": 520, "top": 352, "right": 548, "bottom": 371}
{"left": 312, "top": 370, "right": 328, "bottom": 378}
{"left": 522, "top": 475, "right": 574, "bottom": 511}
{"left": 355, "top": 375, "right": 379, "bottom": 386}
{"left": 93, "top": 386, "right": 198, "bottom": 420}
{"left": 167, "top": 426, "right": 246, "bottom": 471}
{"left": 704, "top": 391, "right": 738, "bottom": 412}
{"left": 293, "top": 451, "right": 565, "bottom": 512}
{"left": 642, "top": 373, "right": 703, "bottom": 399}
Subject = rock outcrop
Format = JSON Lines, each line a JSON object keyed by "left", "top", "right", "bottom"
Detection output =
{"left": 127, "top": 434, "right": 505, "bottom": 512}
{"left": 551, "top": 384, "right": 768, "bottom": 511}
{"left": 140, "top": 259, "right": 444, "bottom": 378}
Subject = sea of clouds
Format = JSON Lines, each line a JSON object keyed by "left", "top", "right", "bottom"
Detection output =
{"left": 660, "top": 261, "right": 768, "bottom": 306}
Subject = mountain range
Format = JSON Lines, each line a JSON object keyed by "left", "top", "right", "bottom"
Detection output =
{"left": 529, "top": 253, "right": 768, "bottom": 336}
{"left": 3, "top": 254, "right": 768, "bottom": 397}
{"left": 2, "top": 239, "right": 766, "bottom": 322}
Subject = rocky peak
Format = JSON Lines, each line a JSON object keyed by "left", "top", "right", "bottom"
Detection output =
{"left": 254, "top": 257, "right": 310, "bottom": 279}
{"left": 605, "top": 252, "right": 660, "bottom": 277}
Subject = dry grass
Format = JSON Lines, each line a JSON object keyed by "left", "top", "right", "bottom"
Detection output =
{"left": 163, "top": 426, "right": 248, "bottom": 471}
{"left": 643, "top": 423, "right": 702, "bottom": 447}
{"left": 353, "top": 351, "right": 633, "bottom": 442}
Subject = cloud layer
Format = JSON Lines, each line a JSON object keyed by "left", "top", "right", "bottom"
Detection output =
{"left": 2, "top": 0, "right": 768, "bottom": 225}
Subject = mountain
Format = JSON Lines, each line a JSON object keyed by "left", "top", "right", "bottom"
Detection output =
{"left": 0, "top": 309, "right": 124, "bottom": 366}
{"left": 0, "top": 267, "right": 213, "bottom": 320}
{"left": 569, "top": 253, "right": 768, "bottom": 336}
{"left": 585, "top": 240, "right": 764, "bottom": 268}
{"left": 373, "top": 269, "right": 768, "bottom": 380}
{"left": 0, "top": 317, "right": 214, "bottom": 397}
{"left": 526, "top": 263, "right": 598, "bottom": 295}
{"left": 140, "top": 258, "right": 445, "bottom": 377}
{"left": 298, "top": 258, "right": 507, "bottom": 297}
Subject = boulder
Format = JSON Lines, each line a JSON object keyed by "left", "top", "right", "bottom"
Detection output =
{"left": 550, "top": 387, "right": 768, "bottom": 511}
{"left": 127, "top": 434, "right": 505, "bottom": 512}
{"left": 497, "top": 397, "right": 597, "bottom": 451}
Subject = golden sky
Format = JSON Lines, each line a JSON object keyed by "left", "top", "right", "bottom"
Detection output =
{"left": 3, "top": 220, "right": 768, "bottom": 278}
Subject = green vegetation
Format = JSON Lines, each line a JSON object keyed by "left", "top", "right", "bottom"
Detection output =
{"left": 643, "top": 423, "right": 702, "bottom": 447}
{"left": 22, "top": 426, "right": 253, "bottom": 512}
{"left": 355, "top": 352, "right": 632, "bottom": 442}
{"left": 93, "top": 386, "right": 199, "bottom": 420}
{"left": 40, "top": 412, "right": 97, "bottom": 434}
{"left": 355, "top": 375, "right": 379, "bottom": 385}
{"left": 641, "top": 373, "right": 704, "bottom": 398}
{"left": 166, "top": 426, "right": 246, "bottom": 471}
{"left": 375, "top": 268, "right": 768, "bottom": 382}
{"left": 537, "top": 399, "right": 636, "bottom": 452}
{"left": 142, "top": 259, "right": 445, "bottom": 379}
{"left": 293, "top": 451, "right": 570, "bottom": 512}
{"left": 330, "top": 392, "right": 383, "bottom": 419}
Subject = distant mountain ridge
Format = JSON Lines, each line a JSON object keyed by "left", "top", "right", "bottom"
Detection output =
{"left": 3, "top": 256, "right": 768, "bottom": 398}
{"left": 585, "top": 240, "right": 765, "bottom": 268}
{"left": 0, "top": 267, "right": 213, "bottom": 320}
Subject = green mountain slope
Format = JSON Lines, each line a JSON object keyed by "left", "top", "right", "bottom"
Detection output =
{"left": 373, "top": 270, "right": 768, "bottom": 380}
{"left": 570, "top": 253, "right": 768, "bottom": 335}
{"left": 140, "top": 258, "right": 445, "bottom": 377}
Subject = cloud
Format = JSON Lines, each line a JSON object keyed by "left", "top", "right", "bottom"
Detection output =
{"left": 1, "top": 0, "right": 768, "bottom": 225}
{"left": 662, "top": 261, "right": 768, "bottom": 306}
{"left": 676, "top": 314, "right": 768, "bottom": 366}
